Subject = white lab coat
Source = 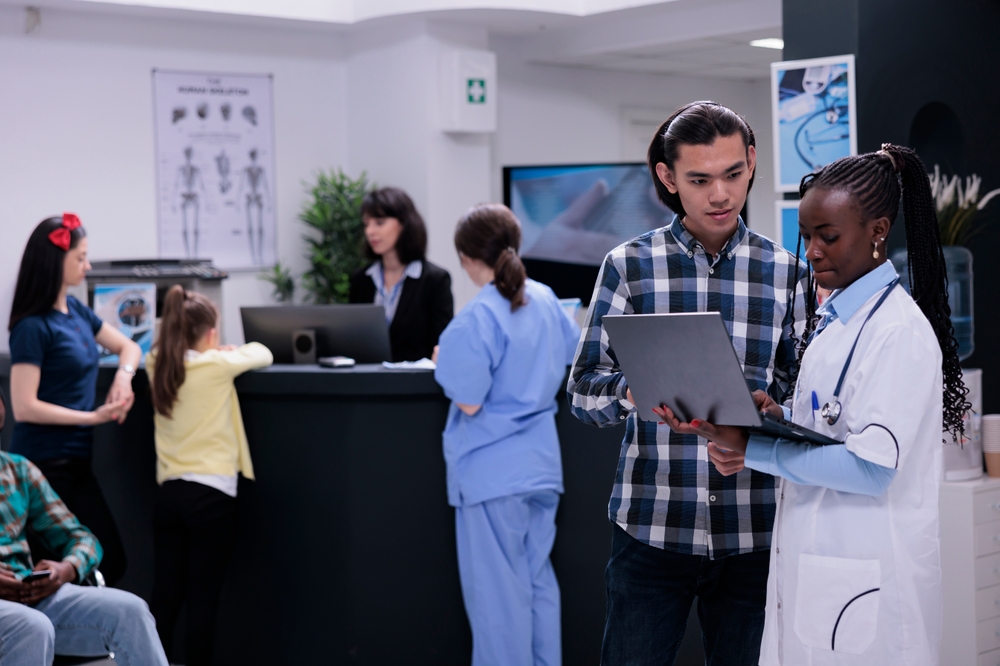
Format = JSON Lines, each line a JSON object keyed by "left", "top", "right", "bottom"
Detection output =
{"left": 759, "top": 286, "right": 943, "bottom": 665}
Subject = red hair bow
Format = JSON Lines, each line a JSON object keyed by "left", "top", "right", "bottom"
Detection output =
{"left": 48, "top": 213, "right": 82, "bottom": 251}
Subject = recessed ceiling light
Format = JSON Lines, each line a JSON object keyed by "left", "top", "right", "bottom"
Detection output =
{"left": 750, "top": 38, "right": 784, "bottom": 50}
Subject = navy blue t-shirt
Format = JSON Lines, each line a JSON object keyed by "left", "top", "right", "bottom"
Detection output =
{"left": 9, "top": 296, "right": 104, "bottom": 461}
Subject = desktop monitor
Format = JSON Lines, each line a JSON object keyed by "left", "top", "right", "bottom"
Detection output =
{"left": 241, "top": 304, "right": 391, "bottom": 364}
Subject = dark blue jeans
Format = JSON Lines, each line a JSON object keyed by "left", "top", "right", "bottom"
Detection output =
{"left": 601, "top": 525, "right": 770, "bottom": 666}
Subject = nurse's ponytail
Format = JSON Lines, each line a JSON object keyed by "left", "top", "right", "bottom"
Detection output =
{"left": 150, "top": 285, "right": 218, "bottom": 418}
{"left": 796, "top": 144, "right": 969, "bottom": 440}
{"left": 454, "top": 204, "right": 527, "bottom": 311}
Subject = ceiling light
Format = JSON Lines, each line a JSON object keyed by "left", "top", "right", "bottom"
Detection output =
{"left": 750, "top": 38, "right": 784, "bottom": 50}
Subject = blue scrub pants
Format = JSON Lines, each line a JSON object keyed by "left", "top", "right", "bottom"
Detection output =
{"left": 455, "top": 489, "right": 561, "bottom": 666}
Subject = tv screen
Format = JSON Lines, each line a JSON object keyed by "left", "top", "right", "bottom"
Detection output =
{"left": 504, "top": 162, "right": 672, "bottom": 304}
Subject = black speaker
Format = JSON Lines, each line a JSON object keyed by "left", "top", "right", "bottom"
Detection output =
{"left": 291, "top": 328, "right": 316, "bottom": 365}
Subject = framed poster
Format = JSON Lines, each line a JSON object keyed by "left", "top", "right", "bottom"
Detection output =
{"left": 771, "top": 55, "right": 857, "bottom": 193}
{"left": 93, "top": 283, "right": 156, "bottom": 365}
{"left": 776, "top": 200, "right": 801, "bottom": 256}
{"left": 152, "top": 70, "right": 277, "bottom": 269}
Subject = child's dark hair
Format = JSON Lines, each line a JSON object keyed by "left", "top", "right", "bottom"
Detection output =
{"left": 150, "top": 285, "right": 218, "bottom": 418}
{"left": 454, "top": 204, "right": 527, "bottom": 312}
{"left": 9, "top": 217, "right": 87, "bottom": 330}
{"left": 360, "top": 187, "right": 428, "bottom": 264}
{"left": 793, "top": 143, "right": 969, "bottom": 440}
{"left": 647, "top": 101, "right": 756, "bottom": 219}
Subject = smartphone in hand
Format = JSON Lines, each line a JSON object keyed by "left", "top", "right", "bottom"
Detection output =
{"left": 23, "top": 570, "right": 52, "bottom": 584}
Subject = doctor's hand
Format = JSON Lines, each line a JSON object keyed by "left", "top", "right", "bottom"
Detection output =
{"left": 653, "top": 405, "right": 750, "bottom": 453}
{"left": 752, "top": 390, "right": 783, "bottom": 418}
{"left": 708, "top": 442, "right": 746, "bottom": 476}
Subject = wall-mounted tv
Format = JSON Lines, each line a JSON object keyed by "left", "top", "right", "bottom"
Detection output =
{"left": 503, "top": 162, "right": 672, "bottom": 304}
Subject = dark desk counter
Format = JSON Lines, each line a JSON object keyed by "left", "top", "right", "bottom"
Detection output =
{"left": 0, "top": 359, "right": 626, "bottom": 665}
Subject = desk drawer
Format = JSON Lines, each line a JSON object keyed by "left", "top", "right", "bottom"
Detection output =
{"left": 981, "top": 648, "right": 1000, "bottom": 666}
{"left": 979, "top": 586, "right": 1000, "bottom": 621}
{"left": 977, "top": 554, "right": 1000, "bottom": 589}
{"left": 978, "top": 617, "right": 1000, "bottom": 654}
{"left": 979, "top": 523, "right": 1000, "bottom": 558}
{"left": 975, "top": 491, "right": 1000, "bottom": 525}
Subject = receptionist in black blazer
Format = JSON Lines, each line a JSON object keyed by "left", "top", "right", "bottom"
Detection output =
{"left": 349, "top": 187, "right": 454, "bottom": 362}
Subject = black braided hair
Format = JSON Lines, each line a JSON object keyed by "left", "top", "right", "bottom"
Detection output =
{"left": 793, "top": 144, "right": 969, "bottom": 441}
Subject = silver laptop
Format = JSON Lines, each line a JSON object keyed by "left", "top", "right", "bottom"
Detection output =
{"left": 602, "top": 312, "right": 840, "bottom": 446}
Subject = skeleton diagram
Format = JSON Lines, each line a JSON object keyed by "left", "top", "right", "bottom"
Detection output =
{"left": 215, "top": 150, "right": 232, "bottom": 194}
{"left": 237, "top": 148, "right": 270, "bottom": 265}
{"left": 172, "top": 147, "right": 205, "bottom": 258}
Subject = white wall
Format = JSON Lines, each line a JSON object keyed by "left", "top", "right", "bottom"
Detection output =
{"left": 0, "top": 7, "right": 348, "bottom": 349}
{"left": 346, "top": 21, "right": 493, "bottom": 309}
{"left": 0, "top": 6, "right": 778, "bottom": 351}
{"left": 490, "top": 36, "right": 779, "bottom": 243}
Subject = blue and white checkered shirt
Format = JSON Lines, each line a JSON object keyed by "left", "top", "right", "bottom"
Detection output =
{"left": 567, "top": 216, "right": 808, "bottom": 559}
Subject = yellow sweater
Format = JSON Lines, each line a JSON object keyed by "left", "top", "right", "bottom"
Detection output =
{"left": 145, "top": 342, "right": 273, "bottom": 485}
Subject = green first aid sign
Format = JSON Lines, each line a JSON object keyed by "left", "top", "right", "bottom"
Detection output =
{"left": 467, "top": 79, "right": 486, "bottom": 104}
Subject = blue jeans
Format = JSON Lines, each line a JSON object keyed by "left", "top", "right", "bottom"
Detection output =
{"left": 0, "top": 583, "right": 168, "bottom": 666}
{"left": 601, "top": 525, "right": 769, "bottom": 666}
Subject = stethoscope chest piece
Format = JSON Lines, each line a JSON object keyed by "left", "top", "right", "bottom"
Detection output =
{"left": 821, "top": 401, "right": 842, "bottom": 426}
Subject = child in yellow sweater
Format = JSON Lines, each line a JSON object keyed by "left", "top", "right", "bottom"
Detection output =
{"left": 145, "top": 285, "right": 272, "bottom": 666}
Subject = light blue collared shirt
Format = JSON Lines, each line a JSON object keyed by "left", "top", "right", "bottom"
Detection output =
{"left": 366, "top": 260, "right": 422, "bottom": 324}
{"left": 745, "top": 261, "right": 901, "bottom": 496}
{"left": 434, "top": 279, "right": 582, "bottom": 507}
{"left": 814, "top": 260, "right": 898, "bottom": 335}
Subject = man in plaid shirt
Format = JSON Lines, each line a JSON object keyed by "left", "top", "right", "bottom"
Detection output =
{"left": 568, "top": 102, "right": 806, "bottom": 665}
{"left": 0, "top": 392, "right": 167, "bottom": 666}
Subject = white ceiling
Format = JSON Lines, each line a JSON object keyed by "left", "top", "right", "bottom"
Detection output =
{"left": 0, "top": 0, "right": 782, "bottom": 80}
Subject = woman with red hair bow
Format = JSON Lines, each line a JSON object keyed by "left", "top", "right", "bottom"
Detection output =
{"left": 7, "top": 214, "right": 141, "bottom": 585}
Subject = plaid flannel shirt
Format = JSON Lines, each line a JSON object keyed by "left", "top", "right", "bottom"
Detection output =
{"left": 0, "top": 451, "right": 102, "bottom": 582}
{"left": 567, "top": 216, "right": 807, "bottom": 559}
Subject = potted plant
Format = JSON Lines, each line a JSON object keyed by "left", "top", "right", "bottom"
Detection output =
{"left": 891, "top": 165, "right": 1000, "bottom": 360}
{"left": 259, "top": 262, "right": 295, "bottom": 303}
{"left": 299, "top": 169, "right": 374, "bottom": 304}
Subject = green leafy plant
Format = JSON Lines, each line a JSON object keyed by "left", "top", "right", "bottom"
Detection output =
{"left": 929, "top": 165, "right": 1000, "bottom": 246}
{"left": 258, "top": 261, "right": 295, "bottom": 303}
{"left": 299, "top": 169, "right": 373, "bottom": 303}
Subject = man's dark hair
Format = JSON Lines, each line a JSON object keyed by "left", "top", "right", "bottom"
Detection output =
{"left": 360, "top": 187, "right": 428, "bottom": 264}
{"left": 646, "top": 101, "right": 756, "bottom": 219}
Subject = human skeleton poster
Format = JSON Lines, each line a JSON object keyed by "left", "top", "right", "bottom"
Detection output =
{"left": 152, "top": 70, "right": 277, "bottom": 269}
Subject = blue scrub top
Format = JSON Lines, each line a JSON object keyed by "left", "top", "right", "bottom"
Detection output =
{"left": 9, "top": 296, "right": 103, "bottom": 461}
{"left": 434, "top": 279, "right": 581, "bottom": 507}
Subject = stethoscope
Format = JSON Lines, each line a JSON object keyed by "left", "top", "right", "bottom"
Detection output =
{"left": 819, "top": 278, "right": 900, "bottom": 426}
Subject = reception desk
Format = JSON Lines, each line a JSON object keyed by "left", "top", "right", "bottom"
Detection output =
{"left": 0, "top": 359, "right": 635, "bottom": 664}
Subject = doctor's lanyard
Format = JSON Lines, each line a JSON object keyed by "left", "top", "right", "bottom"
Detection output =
{"left": 820, "top": 277, "right": 901, "bottom": 426}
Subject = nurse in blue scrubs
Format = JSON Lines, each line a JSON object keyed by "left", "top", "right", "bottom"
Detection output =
{"left": 434, "top": 203, "right": 581, "bottom": 666}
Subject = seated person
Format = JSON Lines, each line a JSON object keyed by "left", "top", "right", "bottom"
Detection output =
{"left": 349, "top": 187, "right": 454, "bottom": 361}
{"left": 0, "top": 392, "right": 168, "bottom": 666}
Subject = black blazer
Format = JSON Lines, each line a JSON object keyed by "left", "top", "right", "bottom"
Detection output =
{"left": 349, "top": 260, "right": 454, "bottom": 362}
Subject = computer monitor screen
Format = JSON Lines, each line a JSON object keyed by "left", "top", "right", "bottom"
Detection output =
{"left": 241, "top": 304, "right": 391, "bottom": 364}
{"left": 504, "top": 163, "right": 672, "bottom": 304}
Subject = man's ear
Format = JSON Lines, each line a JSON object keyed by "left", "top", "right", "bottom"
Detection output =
{"left": 746, "top": 144, "right": 757, "bottom": 179}
{"left": 655, "top": 162, "right": 678, "bottom": 194}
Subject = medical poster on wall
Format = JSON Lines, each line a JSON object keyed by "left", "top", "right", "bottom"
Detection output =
{"left": 93, "top": 283, "right": 156, "bottom": 365}
{"left": 771, "top": 55, "right": 857, "bottom": 193}
{"left": 152, "top": 69, "right": 276, "bottom": 269}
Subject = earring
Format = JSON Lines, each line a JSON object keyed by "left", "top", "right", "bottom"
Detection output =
{"left": 872, "top": 239, "right": 880, "bottom": 259}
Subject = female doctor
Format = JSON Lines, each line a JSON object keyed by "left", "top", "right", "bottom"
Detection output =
{"left": 658, "top": 144, "right": 967, "bottom": 665}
